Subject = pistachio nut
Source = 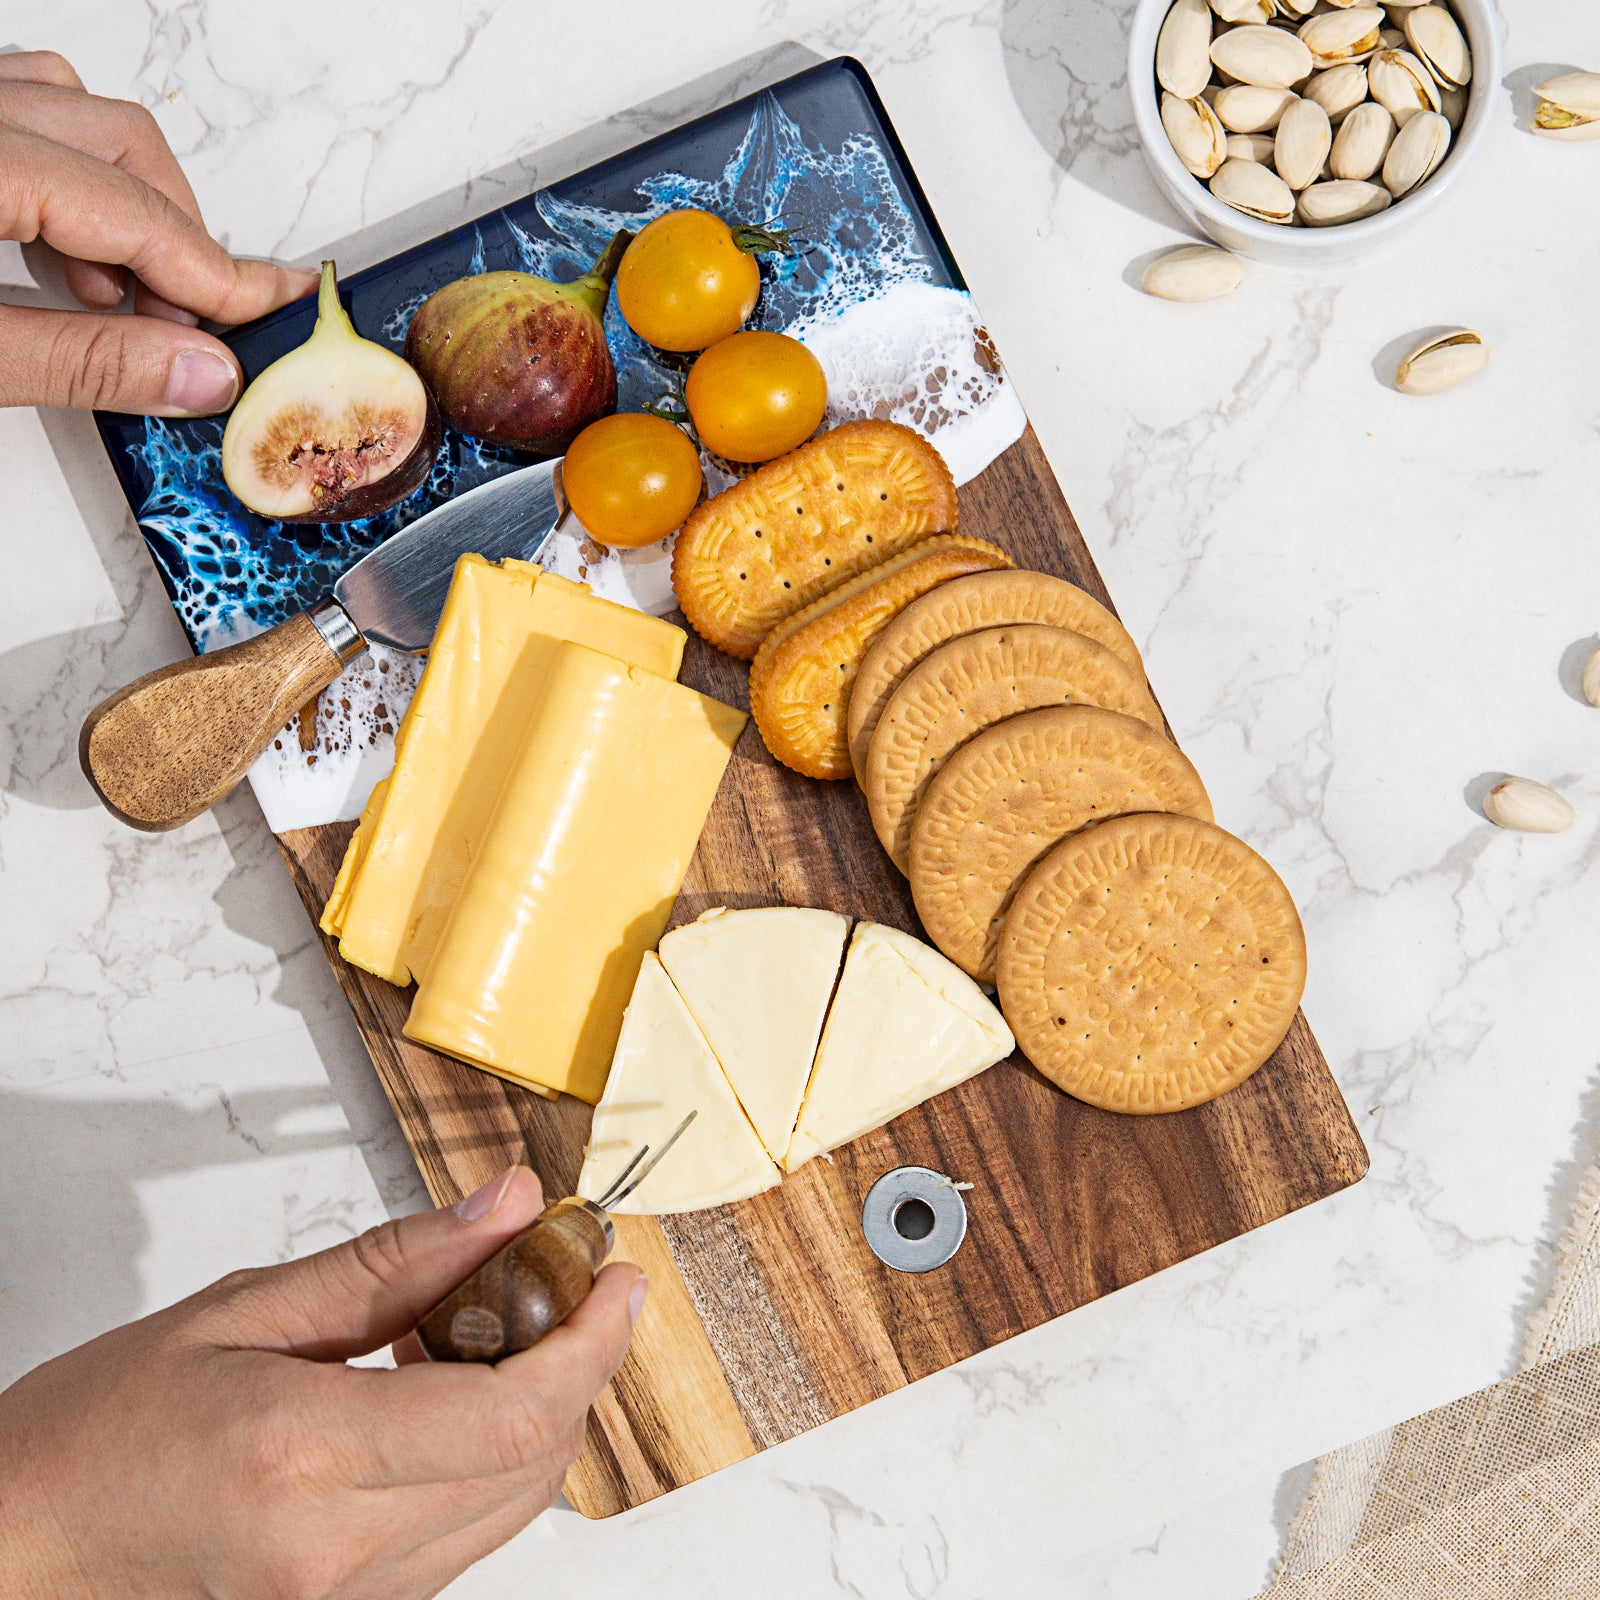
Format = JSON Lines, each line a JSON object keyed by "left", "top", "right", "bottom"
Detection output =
{"left": 1582, "top": 644, "right": 1600, "bottom": 709}
{"left": 1299, "top": 8, "right": 1384, "bottom": 70}
{"left": 1403, "top": 5, "right": 1471, "bottom": 87}
{"left": 1274, "top": 0, "right": 1318, "bottom": 15}
{"left": 1304, "top": 62, "right": 1370, "bottom": 122}
{"left": 1226, "top": 131, "right": 1278, "bottom": 161}
{"left": 1213, "top": 83, "right": 1300, "bottom": 131}
{"left": 1273, "top": 96, "right": 1334, "bottom": 187}
{"left": 1483, "top": 777, "right": 1576, "bottom": 834}
{"left": 1211, "top": 24, "right": 1315, "bottom": 87}
{"left": 1533, "top": 71, "right": 1600, "bottom": 141}
{"left": 1394, "top": 328, "right": 1489, "bottom": 394}
{"left": 1158, "top": 0, "right": 1215, "bottom": 100}
{"left": 1295, "top": 177, "right": 1393, "bottom": 224}
{"left": 1382, "top": 108, "right": 1450, "bottom": 196}
{"left": 1329, "top": 100, "right": 1396, "bottom": 177}
{"left": 1439, "top": 81, "right": 1469, "bottom": 129}
{"left": 1368, "top": 48, "right": 1443, "bottom": 123}
{"left": 1376, "top": 0, "right": 1428, "bottom": 7}
{"left": 1140, "top": 244, "right": 1246, "bottom": 301}
{"left": 1210, "top": 0, "right": 1274, "bottom": 23}
{"left": 1163, "top": 90, "right": 1230, "bottom": 177}
{"left": 1379, "top": 26, "right": 1406, "bottom": 50}
{"left": 1210, "top": 157, "right": 1297, "bottom": 221}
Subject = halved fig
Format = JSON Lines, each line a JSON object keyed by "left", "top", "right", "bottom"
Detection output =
{"left": 221, "top": 260, "right": 440, "bottom": 523}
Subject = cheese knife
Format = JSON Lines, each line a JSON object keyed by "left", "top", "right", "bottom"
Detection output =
{"left": 416, "top": 1111, "right": 697, "bottom": 1363}
{"left": 79, "top": 459, "right": 565, "bottom": 832}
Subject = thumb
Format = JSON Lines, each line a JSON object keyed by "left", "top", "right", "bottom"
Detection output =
{"left": 0, "top": 301, "right": 243, "bottom": 415}
{"left": 189, "top": 1167, "right": 548, "bottom": 1361}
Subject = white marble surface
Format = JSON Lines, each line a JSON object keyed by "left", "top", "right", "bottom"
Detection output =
{"left": 2, "top": 2, "right": 1598, "bottom": 1595}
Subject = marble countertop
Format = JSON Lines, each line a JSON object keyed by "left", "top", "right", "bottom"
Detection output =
{"left": 3, "top": 1, "right": 1597, "bottom": 1594}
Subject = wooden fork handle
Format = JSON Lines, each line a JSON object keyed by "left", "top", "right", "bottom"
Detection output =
{"left": 417, "top": 1199, "right": 613, "bottom": 1363}
{"left": 79, "top": 603, "right": 364, "bottom": 832}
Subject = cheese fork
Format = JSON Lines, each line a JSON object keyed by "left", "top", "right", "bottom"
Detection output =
{"left": 416, "top": 1111, "right": 696, "bottom": 1363}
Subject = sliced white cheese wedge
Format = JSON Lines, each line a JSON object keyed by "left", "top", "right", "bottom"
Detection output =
{"left": 658, "top": 906, "right": 849, "bottom": 1164}
{"left": 782, "top": 922, "right": 1015, "bottom": 1173}
{"left": 577, "top": 954, "right": 779, "bottom": 1214}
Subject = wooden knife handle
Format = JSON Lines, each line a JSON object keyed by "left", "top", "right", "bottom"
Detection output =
{"left": 79, "top": 608, "right": 359, "bottom": 832}
{"left": 417, "top": 1198, "right": 612, "bottom": 1363}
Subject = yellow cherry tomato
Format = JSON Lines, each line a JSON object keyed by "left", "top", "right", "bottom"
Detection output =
{"left": 685, "top": 331, "right": 828, "bottom": 463}
{"left": 615, "top": 210, "right": 767, "bottom": 352}
{"left": 561, "top": 413, "right": 703, "bottom": 548}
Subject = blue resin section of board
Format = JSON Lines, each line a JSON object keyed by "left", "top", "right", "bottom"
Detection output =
{"left": 94, "top": 62, "right": 963, "bottom": 652}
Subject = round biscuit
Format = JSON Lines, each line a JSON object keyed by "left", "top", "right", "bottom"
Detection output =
{"left": 863, "top": 624, "right": 1164, "bottom": 873}
{"left": 848, "top": 570, "right": 1144, "bottom": 782}
{"left": 996, "top": 815, "right": 1306, "bottom": 1114}
{"left": 910, "top": 706, "right": 1212, "bottom": 983}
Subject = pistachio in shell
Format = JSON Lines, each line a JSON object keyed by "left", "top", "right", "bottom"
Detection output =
{"left": 1162, "top": 91, "right": 1229, "bottom": 177}
{"left": 1140, "top": 244, "right": 1245, "bottom": 301}
{"left": 1403, "top": 5, "right": 1472, "bottom": 88}
{"left": 1274, "top": 97, "right": 1333, "bottom": 189}
{"left": 1329, "top": 101, "right": 1396, "bottom": 178}
{"left": 1298, "top": 8, "right": 1384, "bottom": 70}
{"left": 1382, "top": 108, "right": 1450, "bottom": 196}
{"left": 1157, "top": 0, "right": 1214, "bottom": 100}
{"left": 1296, "top": 177, "right": 1393, "bottom": 225}
{"left": 1394, "top": 329, "right": 1489, "bottom": 394}
{"left": 1210, "top": 157, "right": 1296, "bottom": 221}
{"left": 1369, "top": 48, "right": 1443, "bottom": 123}
{"left": 1304, "top": 62, "right": 1370, "bottom": 123}
{"left": 1533, "top": 71, "right": 1600, "bottom": 140}
{"left": 404, "top": 230, "right": 631, "bottom": 456}
{"left": 1210, "top": 25, "right": 1314, "bottom": 89}
{"left": 1213, "top": 84, "right": 1300, "bottom": 132}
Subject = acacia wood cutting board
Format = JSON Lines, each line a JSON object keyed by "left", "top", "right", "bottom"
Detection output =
{"left": 277, "top": 422, "right": 1369, "bottom": 1518}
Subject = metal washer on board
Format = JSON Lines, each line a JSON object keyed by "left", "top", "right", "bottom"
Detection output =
{"left": 860, "top": 1164, "right": 969, "bottom": 1273}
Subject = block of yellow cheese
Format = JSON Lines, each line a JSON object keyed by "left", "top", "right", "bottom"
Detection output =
{"left": 403, "top": 641, "right": 747, "bottom": 1103}
{"left": 320, "top": 776, "right": 387, "bottom": 938}
{"left": 325, "top": 555, "right": 684, "bottom": 985}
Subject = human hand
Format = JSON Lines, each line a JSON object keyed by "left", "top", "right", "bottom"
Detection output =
{"left": 0, "top": 1166, "right": 645, "bottom": 1600}
{"left": 0, "top": 50, "right": 318, "bottom": 415}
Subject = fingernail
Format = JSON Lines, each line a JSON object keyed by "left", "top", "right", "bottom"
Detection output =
{"left": 455, "top": 1167, "right": 516, "bottom": 1223}
{"left": 166, "top": 348, "right": 239, "bottom": 413}
{"left": 628, "top": 1275, "right": 649, "bottom": 1327}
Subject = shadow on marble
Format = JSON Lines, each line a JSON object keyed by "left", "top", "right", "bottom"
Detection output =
{"left": 299, "top": 40, "right": 825, "bottom": 279}
{"left": 1502, "top": 62, "right": 1584, "bottom": 136}
{"left": 1462, "top": 770, "right": 1510, "bottom": 820}
{"left": 1558, "top": 635, "right": 1599, "bottom": 708}
{"left": 998, "top": 0, "right": 1186, "bottom": 235}
{"left": 0, "top": 1084, "right": 349, "bottom": 1385}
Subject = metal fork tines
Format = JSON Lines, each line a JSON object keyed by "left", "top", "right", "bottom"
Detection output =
{"left": 594, "top": 1110, "right": 698, "bottom": 1210}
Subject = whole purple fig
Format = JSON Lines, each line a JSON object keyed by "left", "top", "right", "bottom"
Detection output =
{"left": 404, "top": 230, "right": 631, "bottom": 457}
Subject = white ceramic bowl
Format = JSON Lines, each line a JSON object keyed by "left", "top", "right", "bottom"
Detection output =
{"left": 1128, "top": 0, "right": 1500, "bottom": 263}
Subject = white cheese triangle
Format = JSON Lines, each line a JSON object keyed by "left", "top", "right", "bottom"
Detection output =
{"left": 658, "top": 906, "right": 849, "bottom": 1164}
{"left": 577, "top": 954, "right": 779, "bottom": 1214}
{"left": 782, "top": 922, "right": 1015, "bottom": 1173}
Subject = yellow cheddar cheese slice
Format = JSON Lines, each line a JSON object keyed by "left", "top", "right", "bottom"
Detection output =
{"left": 576, "top": 954, "right": 779, "bottom": 1213}
{"left": 330, "top": 556, "right": 685, "bottom": 986}
{"left": 320, "top": 777, "right": 387, "bottom": 940}
{"left": 403, "top": 642, "right": 746, "bottom": 1103}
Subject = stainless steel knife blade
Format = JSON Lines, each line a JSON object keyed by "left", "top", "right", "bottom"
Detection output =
{"left": 333, "top": 458, "right": 563, "bottom": 651}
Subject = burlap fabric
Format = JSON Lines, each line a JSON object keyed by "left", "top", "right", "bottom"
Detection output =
{"left": 1254, "top": 1168, "right": 1600, "bottom": 1596}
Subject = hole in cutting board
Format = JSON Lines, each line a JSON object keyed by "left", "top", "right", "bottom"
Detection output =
{"left": 893, "top": 1197, "right": 937, "bottom": 1240}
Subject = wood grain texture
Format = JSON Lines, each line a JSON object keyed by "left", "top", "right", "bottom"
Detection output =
{"left": 276, "top": 426, "right": 1368, "bottom": 1518}
{"left": 83, "top": 611, "right": 343, "bottom": 831}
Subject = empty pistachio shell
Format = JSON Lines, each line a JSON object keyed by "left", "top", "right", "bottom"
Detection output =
{"left": 1274, "top": 97, "right": 1334, "bottom": 187}
{"left": 1534, "top": 71, "right": 1600, "bottom": 140}
{"left": 1382, "top": 108, "right": 1450, "bottom": 195}
{"left": 1296, "top": 177, "right": 1392, "bottom": 224}
{"left": 1210, "top": 157, "right": 1297, "bottom": 220}
{"left": 1158, "top": 0, "right": 1215, "bottom": 99}
{"left": 1299, "top": 9, "right": 1384, "bottom": 69}
{"left": 1394, "top": 329, "right": 1489, "bottom": 393}
{"left": 1329, "top": 100, "right": 1397, "bottom": 177}
{"left": 1214, "top": 83, "right": 1300, "bottom": 131}
{"left": 1227, "top": 131, "right": 1278, "bottom": 161}
{"left": 1210, "top": 0, "right": 1274, "bottom": 23}
{"left": 1403, "top": 5, "right": 1471, "bottom": 87}
{"left": 1211, "top": 25, "right": 1314, "bottom": 88}
{"left": 1369, "top": 49, "right": 1443, "bottom": 123}
{"left": 1304, "top": 62, "right": 1370, "bottom": 122}
{"left": 1582, "top": 645, "right": 1600, "bottom": 709}
{"left": 1483, "top": 777, "right": 1576, "bottom": 834}
{"left": 1439, "top": 81, "right": 1469, "bottom": 129}
{"left": 1162, "top": 91, "right": 1230, "bottom": 176}
{"left": 1141, "top": 244, "right": 1246, "bottom": 301}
